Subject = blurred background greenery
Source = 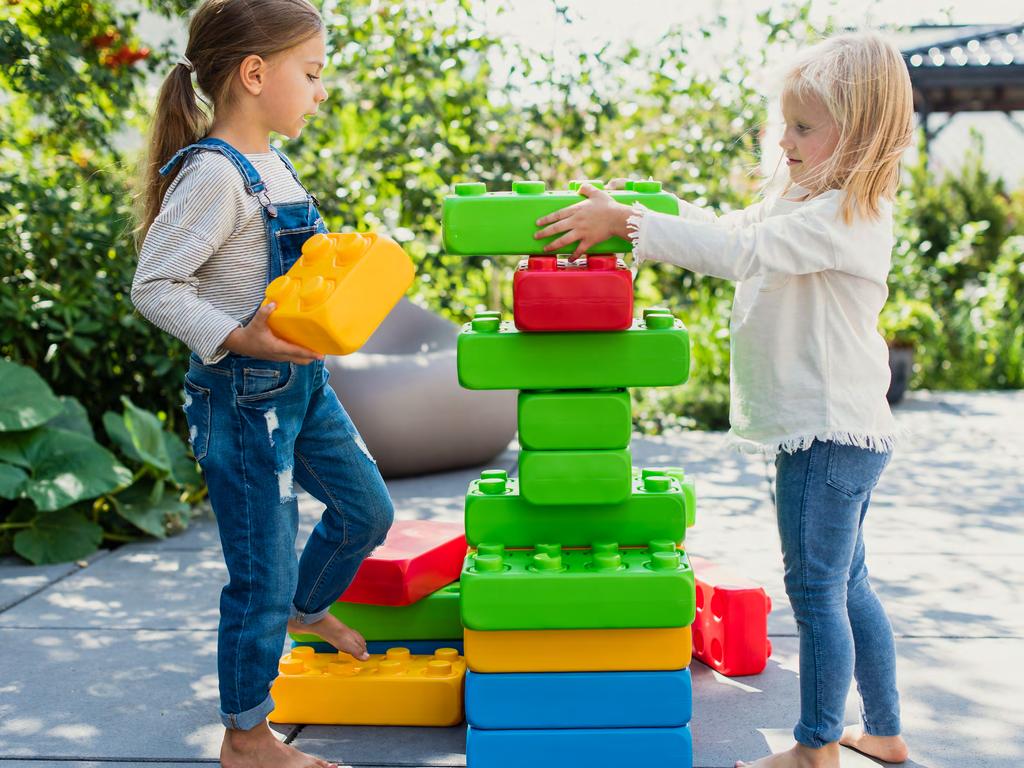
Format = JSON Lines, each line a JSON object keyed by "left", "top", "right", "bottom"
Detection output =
{"left": 1, "top": 0, "right": 1021, "bottom": 560}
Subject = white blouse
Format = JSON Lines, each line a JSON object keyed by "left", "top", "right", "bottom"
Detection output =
{"left": 629, "top": 187, "right": 898, "bottom": 455}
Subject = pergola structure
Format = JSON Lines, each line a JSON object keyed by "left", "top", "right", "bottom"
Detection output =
{"left": 902, "top": 23, "right": 1024, "bottom": 152}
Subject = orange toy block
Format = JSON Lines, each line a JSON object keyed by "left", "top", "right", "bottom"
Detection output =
{"left": 690, "top": 555, "right": 773, "bottom": 677}
{"left": 268, "top": 645, "right": 466, "bottom": 726}
{"left": 262, "top": 232, "right": 414, "bottom": 355}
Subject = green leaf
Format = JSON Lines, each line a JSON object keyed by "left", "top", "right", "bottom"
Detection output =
{"left": 0, "top": 462, "right": 28, "bottom": 499}
{"left": 13, "top": 508, "right": 103, "bottom": 565}
{"left": 0, "top": 359, "right": 63, "bottom": 431}
{"left": 102, "top": 410, "right": 142, "bottom": 463}
{"left": 0, "top": 427, "right": 132, "bottom": 511}
{"left": 47, "top": 397, "right": 93, "bottom": 438}
{"left": 163, "top": 431, "right": 202, "bottom": 489}
{"left": 112, "top": 478, "right": 187, "bottom": 539}
{"left": 120, "top": 396, "right": 171, "bottom": 473}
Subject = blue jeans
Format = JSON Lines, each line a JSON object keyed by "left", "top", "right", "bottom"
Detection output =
{"left": 775, "top": 439, "right": 901, "bottom": 747}
{"left": 183, "top": 353, "right": 394, "bottom": 730}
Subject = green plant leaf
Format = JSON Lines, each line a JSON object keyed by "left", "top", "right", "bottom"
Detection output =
{"left": 47, "top": 397, "right": 94, "bottom": 438}
{"left": 112, "top": 478, "right": 187, "bottom": 538}
{"left": 120, "top": 396, "right": 171, "bottom": 473}
{"left": 0, "top": 360, "right": 63, "bottom": 432}
{"left": 163, "top": 431, "right": 202, "bottom": 489}
{"left": 13, "top": 508, "right": 103, "bottom": 565}
{"left": 0, "top": 427, "right": 132, "bottom": 511}
{"left": 102, "top": 411, "right": 142, "bottom": 463}
{"left": 0, "top": 462, "right": 28, "bottom": 499}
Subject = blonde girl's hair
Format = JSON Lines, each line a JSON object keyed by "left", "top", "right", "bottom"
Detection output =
{"left": 134, "top": 0, "right": 323, "bottom": 244}
{"left": 781, "top": 32, "right": 915, "bottom": 224}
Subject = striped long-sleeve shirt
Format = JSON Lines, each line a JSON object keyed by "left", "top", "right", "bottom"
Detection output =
{"left": 131, "top": 150, "right": 306, "bottom": 363}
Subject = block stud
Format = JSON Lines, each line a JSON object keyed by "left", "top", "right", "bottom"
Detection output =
{"left": 532, "top": 552, "right": 562, "bottom": 571}
{"left": 328, "top": 232, "right": 368, "bottom": 263}
{"left": 643, "top": 475, "right": 672, "bottom": 493}
{"left": 642, "top": 307, "right": 671, "bottom": 319}
{"left": 299, "top": 276, "right": 334, "bottom": 309}
{"left": 454, "top": 182, "right": 486, "bottom": 196}
{"left": 385, "top": 647, "right": 411, "bottom": 662}
{"left": 592, "top": 541, "right": 619, "bottom": 554}
{"left": 478, "top": 477, "right": 507, "bottom": 495}
{"left": 587, "top": 255, "right": 618, "bottom": 271}
{"left": 264, "top": 275, "right": 297, "bottom": 303}
{"left": 480, "top": 468, "right": 508, "bottom": 481}
{"left": 300, "top": 233, "right": 333, "bottom": 265}
{"left": 291, "top": 646, "right": 315, "bottom": 660}
{"left": 477, "top": 542, "right": 505, "bottom": 557}
{"left": 644, "top": 312, "right": 675, "bottom": 330}
{"left": 649, "top": 539, "right": 677, "bottom": 554}
{"left": 513, "top": 180, "right": 546, "bottom": 195}
{"left": 280, "top": 658, "right": 305, "bottom": 674}
{"left": 649, "top": 550, "right": 681, "bottom": 571}
{"left": 527, "top": 255, "right": 558, "bottom": 272}
{"left": 535, "top": 543, "right": 562, "bottom": 558}
{"left": 434, "top": 648, "right": 460, "bottom": 662}
{"left": 592, "top": 551, "right": 623, "bottom": 571}
{"left": 328, "top": 661, "right": 359, "bottom": 677}
{"left": 378, "top": 659, "right": 404, "bottom": 675}
{"left": 474, "top": 310, "right": 502, "bottom": 319}
{"left": 569, "top": 179, "right": 605, "bottom": 191}
{"left": 471, "top": 317, "right": 500, "bottom": 333}
{"left": 426, "top": 659, "right": 453, "bottom": 677}
{"left": 473, "top": 553, "right": 504, "bottom": 572}
{"left": 633, "top": 180, "right": 663, "bottom": 193}
{"left": 623, "top": 180, "right": 636, "bottom": 190}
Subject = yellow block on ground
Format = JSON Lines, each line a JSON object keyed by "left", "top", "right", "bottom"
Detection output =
{"left": 464, "top": 626, "right": 692, "bottom": 673}
{"left": 263, "top": 232, "right": 414, "bottom": 355}
{"left": 268, "top": 646, "right": 465, "bottom": 726}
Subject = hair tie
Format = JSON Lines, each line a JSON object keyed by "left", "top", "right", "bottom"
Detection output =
{"left": 177, "top": 54, "right": 194, "bottom": 72}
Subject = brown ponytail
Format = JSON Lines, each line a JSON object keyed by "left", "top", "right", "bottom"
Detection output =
{"left": 134, "top": 0, "right": 323, "bottom": 245}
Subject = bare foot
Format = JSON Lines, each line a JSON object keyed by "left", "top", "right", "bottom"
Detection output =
{"left": 840, "top": 725, "right": 909, "bottom": 763}
{"left": 220, "top": 720, "right": 335, "bottom": 768}
{"left": 736, "top": 742, "right": 840, "bottom": 768}
{"left": 287, "top": 612, "right": 369, "bottom": 660}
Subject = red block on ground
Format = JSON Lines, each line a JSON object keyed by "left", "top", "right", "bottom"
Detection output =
{"left": 689, "top": 555, "right": 773, "bottom": 676}
{"left": 338, "top": 520, "right": 466, "bottom": 606}
{"left": 512, "top": 255, "right": 633, "bottom": 332}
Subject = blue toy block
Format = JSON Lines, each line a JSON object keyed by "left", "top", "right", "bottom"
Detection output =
{"left": 465, "top": 668, "right": 692, "bottom": 729}
{"left": 293, "top": 639, "right": 465, "bottom": 656}
{"left": 466, "top": 725, "right": 693, "bottom": 768}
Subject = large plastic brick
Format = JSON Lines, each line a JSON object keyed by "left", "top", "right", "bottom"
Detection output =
{"left": 338, "top": 520, "right": 466, "bottom": 606}
{"left": 518, "top": 389, "right": 631, "bottom": 451}
{"left": 268, "top": 646, "right": 465, "bottom": 726}
{"left": 463, "top": 626, "right": 691, "bottom": 673}
{"left": 634, "top": 466, "right": 698, "bottom": 528}
{"left": 442, "top": 179, "right": 679, "bottom": 256}
{"left": 512, "top": 255, "right": 633, "bottom": 331}
{"left": 465, "top": 470, "right": 688, "bottom": 548}
{"left": 295, "top": 639, "right": 464, "bottom": 656}
{"left": 261, "top": 232, "right": 414, "bottom": 355}
{"left": 466, "top": 725, "right": 692, "bottom": 768}
{"left": 518, "top": 449, "right": 631, "bottom": 506}
{"left": 465, "top": 668, "right": 692, "bottom": 729}
{"left": 457, "top": 312, "right": 689, "bottom": 391}
{"left": 690, "top": 556, "right": 773, "bottom": 676}
{"left": 460, "top": 542, "right": 695, "bottom": 631}
{"left": 290, "top": 581, "right": 461, "bottom": 644}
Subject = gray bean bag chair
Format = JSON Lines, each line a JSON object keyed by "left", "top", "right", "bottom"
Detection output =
{"left": 326, "top": 299, "right": 517, "bottom": 478}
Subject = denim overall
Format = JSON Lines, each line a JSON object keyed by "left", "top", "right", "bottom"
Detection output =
{"left": 161, "top": 138, "right": 394, "bottom": 730}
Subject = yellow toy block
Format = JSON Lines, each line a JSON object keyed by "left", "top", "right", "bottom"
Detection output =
{"left": 463, "top": 626, "right": 692, "bottom": 673}
{"left": 262, "top": 232, "right": 415, "bottom": 355}
{"left": 268, "top": 645, "right": 465, "bottom": 726}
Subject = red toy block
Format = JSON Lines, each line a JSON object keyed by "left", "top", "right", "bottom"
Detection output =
{"left": 512, "top": 255, "right": 633, "bottom": 332}
{"left": 689, "top": 555, "right": 773, "bottom": 676}
{"left": 338, "top": 520, "right": 467, "bottom": 606}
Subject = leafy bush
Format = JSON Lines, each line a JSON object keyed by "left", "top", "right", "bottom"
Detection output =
{"left": 0, "top": 360, "right": 203, "bottom": 564}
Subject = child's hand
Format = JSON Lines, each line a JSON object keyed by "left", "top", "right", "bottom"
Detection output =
{"left": 606, "top": 177, "right": 633, "bottom": 190}
{"left": 534, "top": 184, "right": 633, "bottom": 259}
{"left": 222, "top": 303, "right": 325, "bottom": 364}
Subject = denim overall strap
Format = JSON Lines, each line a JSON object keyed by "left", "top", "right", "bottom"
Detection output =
{"left": 271, "top": 146, "right": 320, "bottom": 208}
{"left": 159, "top": 137, "right": 278, "bottom": 216}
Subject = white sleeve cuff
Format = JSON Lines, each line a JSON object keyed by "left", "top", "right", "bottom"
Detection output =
{"left": 627, "top": 202, "right": 649, "bottom": 268}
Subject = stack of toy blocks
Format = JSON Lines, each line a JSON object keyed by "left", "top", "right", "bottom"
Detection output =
{"left": 270, "top": 519, "right": 468, "bottom": 726}
{"left": 446, "top": 180, "right": 699, "bottom": 767}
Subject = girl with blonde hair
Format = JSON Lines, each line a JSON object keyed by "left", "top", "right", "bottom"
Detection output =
{"left": 534, "top": 32, "right": 915, "bottom": 768}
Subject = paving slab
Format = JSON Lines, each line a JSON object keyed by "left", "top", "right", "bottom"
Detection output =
{"left": 0, "top": 628, "right": 295, "bottom": 761}
{"left": 0, "top": 557, "right": 95, "bottom": 613}
{"left": 294, "top": 724, "right": 467, "bottom": 767}
{"left": 0, "top": 548, "right": 226, "bottom": 631}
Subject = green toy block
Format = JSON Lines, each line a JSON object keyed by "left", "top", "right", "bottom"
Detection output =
{"left": 636, "top": 467, "right": 697, "bottom": 528}
{"left": 442, "top": 179, "right": 679, "bottom": 256}
{"left": 288, "top": 582, "right": 462, "bottom": 643}
{"left": 465, "top": 470, "right": 688, "bottom": 547}
{"left": 519, "top": 449, "right": 631, "bottom": 506}
{"left": 460, "top": 542, "right": 695, "bottom": 631}
{"left": 457, "top": 314, "right": 689, "bottom": 390}
{"left": 518, "top": 389, "right": 631, "bottom": 450}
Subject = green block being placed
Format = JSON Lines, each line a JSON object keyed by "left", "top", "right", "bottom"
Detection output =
{"left": 519, "top": 449, "right": 631, "bottom": 506}
{"left": 457, "top": 315, "right": 689, "bottom": 391}
{"left": 288, "top": 582, "right": 462, "bottom": 643}
{"left": 518, "top": 389, "right": 631, "bottom": 450}
{"left": 465, "top": 470, "right": 688, "bottom": 548}
{"left": 442, "top": 179, "right": 680, "bottom": 256}
{"left": 460, "top": 542, "right": 696, "bottom": 631}
{"left": 635, "top": 466, "right": 698, "bottom": 528}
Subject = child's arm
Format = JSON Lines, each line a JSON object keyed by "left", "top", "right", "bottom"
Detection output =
{"left": 535, "top": 184, "right": 833, "bottom": 281}
{"left": 607, "top": 177, "right": 768, "bottom": 229}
